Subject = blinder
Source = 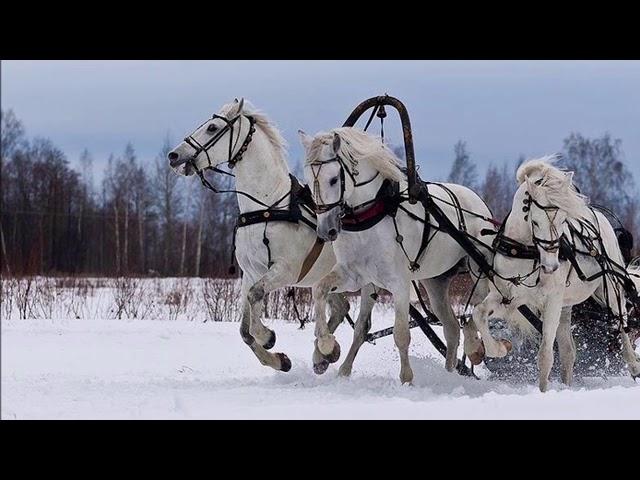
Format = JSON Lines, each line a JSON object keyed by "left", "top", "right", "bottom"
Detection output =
{"left": 309, "top": 155, "right": 379, "bottom": 215}
{"left": 183, "top": 113, "right": 256, "bottom": 174}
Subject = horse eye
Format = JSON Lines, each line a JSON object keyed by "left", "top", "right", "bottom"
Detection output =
{"left": 329, "top": 177, "right": 338, "bottom": 186}
{"left": 207, "top": 124, "right": 218, "bottom": 133}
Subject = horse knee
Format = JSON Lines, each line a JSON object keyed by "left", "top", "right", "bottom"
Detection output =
{"left": 248, "top": 284, "right": 265, "bottom": 305}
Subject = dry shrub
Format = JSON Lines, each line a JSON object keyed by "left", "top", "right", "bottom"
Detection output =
{"left": 202, "top": 278, "right": 241, "bottom": 322}
{"left": 165, "top": 278, "right": 194, "bottom": 321}
{"left": 14, "top": 277, "right": 35, "bottom": 319}
{"left": 56, "top": 277, "right": 92, "bottom": 319}
{"left": 111, "top": 276, "right": 137, "bottom": 320}
{"left": 260, "top": 287, "right": 313, "bottom": 323}
{"left": 1, "top": 277, "right": 17, "bottom": 320}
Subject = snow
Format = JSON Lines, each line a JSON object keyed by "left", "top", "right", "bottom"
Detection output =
{"left": 3, "top": 313, "right": 639, "bottom": 419}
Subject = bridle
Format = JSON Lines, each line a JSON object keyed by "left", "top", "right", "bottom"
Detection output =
{"left": 181, "top": 113, "right": 256, "bottom": 175}
{"left": 174, "top": 113, "right": 292, "bottom": 211}
{"left": 308, "top": 155, "right": 379, "bottom": 214}
{"left": 523, "top": 189, "right": 562, "bottom": 253}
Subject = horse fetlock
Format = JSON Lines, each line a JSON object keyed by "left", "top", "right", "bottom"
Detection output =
{"left": 262, "top": 329, "right": 276, "bottom": 350}
{"left": 445, "top": 353, "right": 458, "bottom": 372}
{"left": 317, "top": 334, "right": 337, "bottom": 356}
{"left": 539, "top": 378, "right": 549, "bottom": 392}
{"left": 400, "top": 366, "right": 414, "bottom": 385}
{"left": 251, "top": 326, "right": 275, "bottom": 349}
{"left": 239, "top": 324, "right": 254, "bottom": 346}
{"left": 324, "top": 341, "right": 341, "bottom": 364}
{"left": 338, "top": 362, "right": 353, "bottom": 377}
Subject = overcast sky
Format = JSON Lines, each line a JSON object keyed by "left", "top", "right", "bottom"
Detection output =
{"left": 2, "top": 60, "right": 639, "bottom": 182}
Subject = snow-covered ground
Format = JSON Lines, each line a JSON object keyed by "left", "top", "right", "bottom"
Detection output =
{"left": 3, "top": 313, "right": 639, "bottom": 419}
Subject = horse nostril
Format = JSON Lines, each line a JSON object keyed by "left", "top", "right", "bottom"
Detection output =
{"left": 328, "top": 229, "right": 337, "bottom": 239}
{"left": 168, "top": 152, "right": 179, "bottom": 161}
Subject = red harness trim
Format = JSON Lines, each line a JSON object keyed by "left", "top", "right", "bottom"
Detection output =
{"left": 342, "top": 199, "right": 387, "bottom": 225}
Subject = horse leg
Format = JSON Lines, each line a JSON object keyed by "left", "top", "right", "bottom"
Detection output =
{"left": 471, "top": 292, "right": 512, "bottom": 358}
{"left": 422, "top": 277, "right": 459, "bottom": 372}
{"left": 310, "top": 292, "right": 349, "bottom": 373}
{"left": 538, "top": 297, "right": 562, "bottom": 392}
{"left": 390, "top": 284, "right": 413, "bottom": 384}
{"left": 338, "top": 283, "right": 376, "bottom": 377}
{"left": 556, "top": 306, "right": 576, "bottom": 386}
{"left": 240, "top": 276, "right": 291, "bottom": 372}
{"left": 327, "top": 292, "right": 350, "bottom": 333}
{"left": 620, "top": 327, "right": 640, "bottom": 379}
{"left": 615, "top": 304, "right": 640, "bottom": 379}
{"left": 463, "top": 277, "right": 488, "bottom": 365}
{"left": 310, "top": 267, "right": 350, "bottom": 374}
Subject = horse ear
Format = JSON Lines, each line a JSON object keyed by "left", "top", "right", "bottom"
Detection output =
{"left": 525, "top": 175, "right": 537, "bottom": 195}
{"left": 564, "top": 171, "right": 574, "bottom": 186}
{"left": 235, "top": 98, "right": 245, "bottom": 115}
{"left": 332, "top": 133, "right": 341, "bottom": 154}
{"left": 298, "top": 130, "right": 312, "bottom": 151}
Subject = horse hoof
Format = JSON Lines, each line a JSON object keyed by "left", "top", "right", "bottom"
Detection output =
{"left": 468, "top": 340, "right": 485, "bottom": 365}
{"left": 277, "top": 353, "right": 291, "bottom": 372}
{"left": 313, "top": 360, "right": 330, "bottom": 375}
{"left": 263, "top": 330, "right": 276, "bottom": 350}
{"left": 323, "top": 341, "right": 341, "bottom": 364}
{"left": 501, "top": 339, "right": 513, "bottom": 353}
{"left": 468, "top": 352, "right": 483, "bottom": 366}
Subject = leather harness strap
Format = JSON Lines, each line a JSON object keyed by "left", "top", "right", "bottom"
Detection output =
{"left": 296, "top": 237, "right": 326, "bottom": 283}
{"left": 234, "top": 174, "right": 325, "bottom": 282}
{"left": 341, "top": 179, "right": 400, "bottom": 232}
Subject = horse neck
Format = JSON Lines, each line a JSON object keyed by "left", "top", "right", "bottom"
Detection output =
{"left": 345, "top": 160, "right": 386, "bottom": 207}
{"left": 233, "top": 127, "right": 291, "bottom": 212}
{"left": 503, "top": 187, "right": 533, "bottom": 244}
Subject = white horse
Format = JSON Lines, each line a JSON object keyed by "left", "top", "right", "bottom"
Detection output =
{"left": 299, "top": 127, "right": 494, "bottom": 383}
{"left": 168, "top": 99, "right": 376, "bottom": 373}
{"left": 471, "top": 157, "right": 640, "bottom": 391}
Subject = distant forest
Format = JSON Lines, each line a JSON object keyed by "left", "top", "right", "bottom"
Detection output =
{"left": 1, "top": 109, "right": 638, "bottom": 277}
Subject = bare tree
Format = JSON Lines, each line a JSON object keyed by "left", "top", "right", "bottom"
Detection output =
{"left": 194, "top": 188, "right": 208, "bottom": 277}
{"left": 448, "top": 141, "right": 478, "bottom": 189}
{"left": 153, "top": 135, "right": 181, "bottom": 275}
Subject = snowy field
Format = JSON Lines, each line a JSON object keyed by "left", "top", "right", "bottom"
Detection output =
{"left": 2, "top": 313, "right": 639, "bottom": 419}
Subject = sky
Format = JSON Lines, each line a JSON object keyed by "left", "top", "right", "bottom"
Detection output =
{"left": 2, "top": 60, "right": 639, "bottom": 182}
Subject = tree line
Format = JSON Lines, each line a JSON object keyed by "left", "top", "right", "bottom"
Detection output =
{"left": 1, "top": 109, "right": 237, "bottom": 277}
{"left": 1, "top": 109, "right": 638, "bottom": 277}
{"left": 445, "top": 137, "right": 639, "bottom": 249}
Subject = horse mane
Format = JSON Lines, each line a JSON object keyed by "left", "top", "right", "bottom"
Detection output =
{"left": 516, "top": 155, "right": 589, "bottom": 219}
{"left": 305, "top": 127, "right": 405, "bottom": 183}
{"left": 219, "top": 99, "right": 288, "bottom": 164}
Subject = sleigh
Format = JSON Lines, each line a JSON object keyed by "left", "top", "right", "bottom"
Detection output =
{"left": 340, "top": 94, "right": 640, "bottom": 379}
